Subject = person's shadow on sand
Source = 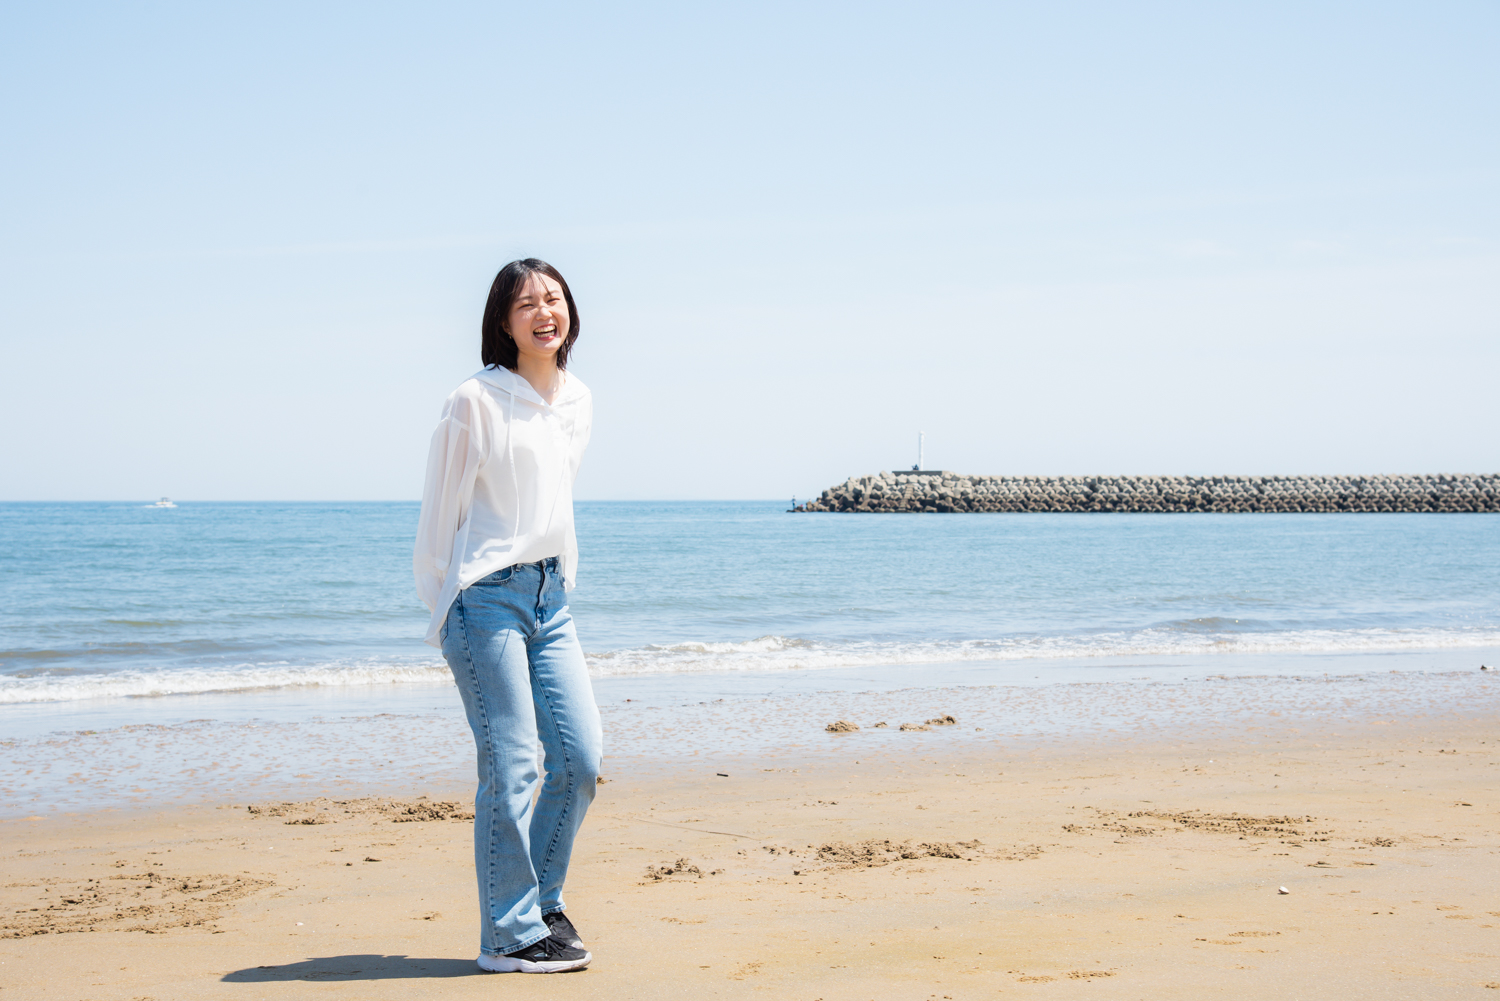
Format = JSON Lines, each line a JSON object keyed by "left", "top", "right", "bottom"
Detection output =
{"left": 221, "top": 955, "right": 486, "bottom": 981}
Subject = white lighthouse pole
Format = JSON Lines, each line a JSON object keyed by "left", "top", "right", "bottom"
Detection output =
{"left": 917, "top": 432, "right": 924, "bottom": 471}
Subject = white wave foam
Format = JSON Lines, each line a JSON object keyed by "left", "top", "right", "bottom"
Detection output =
{"left": 582, "top": 627, "right": 1500, "bottom": 677}
{"left": 0, "top": 660, "right": 453, "bottom": 704}
{"left": 3, "top": 627, "right": 1497, "bottom": 703}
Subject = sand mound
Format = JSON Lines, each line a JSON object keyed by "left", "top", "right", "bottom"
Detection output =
{"left": 246, "top": 796, "right": 474, "bottom": 824}
{"left": 816, "top": 838, "right": 984, "bottom": 868}
{"left": 1070, "top": 809, "right": 1317, "bottom": 838}
{"left": 925, "top": 715, "right": 958, "bottom": 725}
{"left": 1131, "top": 810, "right": 1314, "bottom": 837}
{"left": 643, "top": 858, "right": 703, "bottom": 882}
{"left": 388, "top": 801, "right": 475, "bottom": 823}
{"left": 825, "top": 720, "right": 859, "bottom": 732}
{"left": 899, "top": 723, "right": 931, "bottom": 731}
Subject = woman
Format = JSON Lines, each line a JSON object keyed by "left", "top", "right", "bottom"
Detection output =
{"left": 414, "top": 258, "right": 599, "bottom": 974}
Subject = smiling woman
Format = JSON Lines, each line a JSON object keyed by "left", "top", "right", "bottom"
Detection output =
{"left": 481, "top": 258, "right": 581, "bottom": 379}
{"left": 413, "top": 258, "right": 599, "bottom": 974}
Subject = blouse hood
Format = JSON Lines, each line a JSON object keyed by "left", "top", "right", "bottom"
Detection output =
{"left": 471, "top": 365, "right": 589, "bottom": 409}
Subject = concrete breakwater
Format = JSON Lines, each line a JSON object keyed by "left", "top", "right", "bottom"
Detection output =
{"left": 793, "top": 472, "right": 1500, "bottom": 513}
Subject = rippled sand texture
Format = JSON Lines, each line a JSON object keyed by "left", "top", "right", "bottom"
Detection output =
{"left": 3, "top": 675, "right": 1498, "bottom": 999}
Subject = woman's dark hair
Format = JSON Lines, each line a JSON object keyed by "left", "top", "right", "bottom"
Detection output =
{"left": 480, "top": 259, "right": 581, "bottom": 371}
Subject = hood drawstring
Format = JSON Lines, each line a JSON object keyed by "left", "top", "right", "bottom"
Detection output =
{"left": 505, "top": 387, "right": 519, "bottom": 552}
{"left": 541, "top": 396, "right": 578, "bottom": 544}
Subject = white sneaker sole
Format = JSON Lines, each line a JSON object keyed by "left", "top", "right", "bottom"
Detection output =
{"left": 477, "top": 951, "right": 592, "bottom": 974}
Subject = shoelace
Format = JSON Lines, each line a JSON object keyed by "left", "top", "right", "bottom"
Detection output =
{"left": 515, "top": 935, "right": 574, "bottom": 960}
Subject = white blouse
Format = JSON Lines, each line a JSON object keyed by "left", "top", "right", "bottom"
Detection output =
{"left": 413, "top": 366, "right": 593, "bottom": 647}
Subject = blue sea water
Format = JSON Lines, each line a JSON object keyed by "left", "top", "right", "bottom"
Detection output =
{"left": 2, "top": 500, "right": 1498, "bottom": 715}
{"left": 4, "top": 500, "right": 1500, "bottom": 814}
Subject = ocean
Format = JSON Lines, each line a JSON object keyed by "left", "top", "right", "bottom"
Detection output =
{"left": 3, "top": 501, "right": 1498, "bottom": 813}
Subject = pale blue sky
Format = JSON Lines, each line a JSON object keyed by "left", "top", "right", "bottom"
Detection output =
{"left": 2, "top": 2, "right": 1496, "bottom": 500}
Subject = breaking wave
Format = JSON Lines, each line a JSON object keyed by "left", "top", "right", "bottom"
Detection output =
{"left": 4, "top": 624, "right": 1497, "bottom": 703}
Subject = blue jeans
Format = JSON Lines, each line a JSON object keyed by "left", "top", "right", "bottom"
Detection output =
{"left": 440, "top": 557, "right": 602, "bottom": 957}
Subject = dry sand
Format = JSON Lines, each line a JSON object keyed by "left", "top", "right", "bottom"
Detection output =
{"left": 4, "top": 708, "right": 1498, "bottom": 999}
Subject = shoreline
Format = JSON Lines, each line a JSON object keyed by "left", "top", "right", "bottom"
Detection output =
{"left": 3, "top": 653, "right": 1497, "bottom": 818}
{"left": 3, "top": 706, "right": 1497, "bottom": 999}
{"left": 6, "top": 642, "right": 1497, "bottom": 735}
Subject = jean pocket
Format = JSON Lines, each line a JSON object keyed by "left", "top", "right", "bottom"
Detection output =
{"left": 471, "top": 565, "right": 518, "bottom": 586}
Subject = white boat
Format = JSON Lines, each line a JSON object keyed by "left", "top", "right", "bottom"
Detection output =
{"left": 152, "top": 497, "right": 177, "bottom": 508}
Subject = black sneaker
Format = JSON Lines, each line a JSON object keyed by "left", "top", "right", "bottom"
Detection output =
{"left": 477, "top": 934, "right": 591, "bottom": 973}
{"left": 543, "top": 911, "right": 585, "bottom": 950}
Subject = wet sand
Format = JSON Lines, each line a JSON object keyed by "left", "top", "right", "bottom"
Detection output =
{"left": 7, "top": 663, "right": 1496, "bottom": 816}
{"left": 3, "top": 690, "right": 1498, "bottom": 999}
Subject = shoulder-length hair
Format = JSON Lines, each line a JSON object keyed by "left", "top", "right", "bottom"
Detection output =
{"left": 480, "top": 259, "right": 581, "bottom": 371}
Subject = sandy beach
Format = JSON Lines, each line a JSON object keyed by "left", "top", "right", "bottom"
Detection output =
{"left": 7, "top": 0, "right": 1500, "bottom": 994}
{"left": 4, "top": 675, "right": 1498, "bottom": 1000}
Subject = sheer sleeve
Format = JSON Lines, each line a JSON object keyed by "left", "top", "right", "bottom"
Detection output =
{"left": 413, "top": 391, "right": 486, "bottom": 611}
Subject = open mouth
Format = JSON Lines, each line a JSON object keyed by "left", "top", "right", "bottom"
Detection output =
{"left": 533, "top": 324, "right": 558, "bottom": 340}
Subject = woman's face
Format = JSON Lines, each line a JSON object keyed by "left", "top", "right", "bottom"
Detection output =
{"left": 505, "top": 274, "right": 570, "bottom": 365}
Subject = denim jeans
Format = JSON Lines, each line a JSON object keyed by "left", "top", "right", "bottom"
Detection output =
{"left": 440, "top": 556, "right": 602, "bottom": 956}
